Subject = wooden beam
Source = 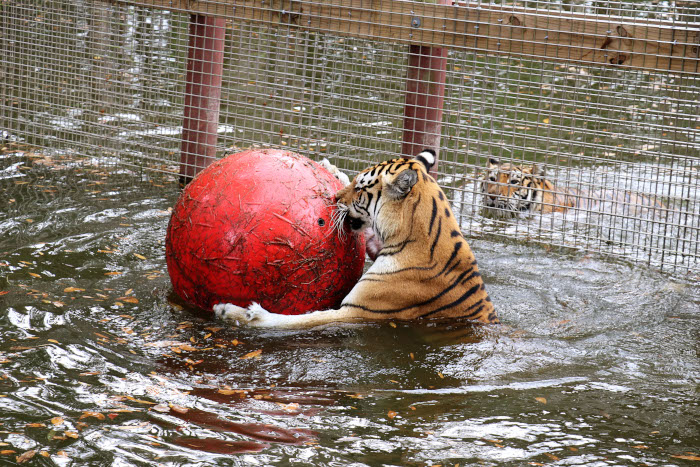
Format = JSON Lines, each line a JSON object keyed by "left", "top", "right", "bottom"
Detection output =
{"left": 114, "top": 0, "right": 699, "bottom": 73}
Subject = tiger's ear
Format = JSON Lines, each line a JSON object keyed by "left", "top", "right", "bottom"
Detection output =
{"left": 532, "top": 163, "right": 546, "bottom": 178}
{"left": 487, "top": 157, "right": 500, "bottom": 168}
{"left": 386, "top": 169, "right": 418, "bottom": 200}
{"left": 415, "top": 149, "right": 436, "bottom": 173}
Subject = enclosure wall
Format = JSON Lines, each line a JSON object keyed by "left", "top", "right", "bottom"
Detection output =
{"left": 1, "top": 0, "right": 699, "bottom": 274}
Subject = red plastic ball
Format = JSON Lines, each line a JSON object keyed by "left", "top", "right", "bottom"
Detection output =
{"left": 165, "top": 149, "right": 365, "bottom": 315}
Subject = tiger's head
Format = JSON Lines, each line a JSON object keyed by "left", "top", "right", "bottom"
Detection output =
{"left": 481, "top": 158, "right": 546, "bottom": 218}
{"left": 333, "top": 150, "right": 436, "bottom": 256}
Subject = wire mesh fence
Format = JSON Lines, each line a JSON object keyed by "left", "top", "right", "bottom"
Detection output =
{"left": 1, "top": 0, "right": 699, "bottom": 274}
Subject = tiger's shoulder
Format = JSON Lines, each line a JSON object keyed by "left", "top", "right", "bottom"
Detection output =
{"left": 336, "top": 150, "right": 498, "bottom": 325}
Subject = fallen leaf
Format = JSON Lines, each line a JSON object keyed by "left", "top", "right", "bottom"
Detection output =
{"left": 104, "top": 271, "right": 122, "bottom": 276}
{"left": 51, "top": 417, "right": 64, "bottom": 425}
{"left": 387, "top": 410, "right": 397, "bottom": 419}
{"left": 543, "top": 118, "right": 550, "bottom": 124}
{"left": 25, "top": 423, "right": 46, "bottom": 428}
{"left": 16, "top": 450, "right": 36, "bottom": 463}
{"left": 672, "top": 455, "right": 700, "bottom": 461}
{"left": 170, "top": 404, "right": 189, "bottom": 414}
{"left": 63, "top": 287, "right": 85, "bottom": 293}
{"left": 29, "top": 272, "right": 42, "bottom": 278}
{"left": 126, "top": 396, "right": 156, "bottom": 405}
{"left": 0, "top": 450, "right": 16, "bottom": 455}
{"left": 134, "top": 254, "right": 147, "bottom": 260}
{"left": 535, "top": 397, "right": 547, "bottom": 404}
{"left": 65, "top": 431, "right": 79, "bottom": 439}
{"left": 276, "top": 402, "right": 300, "bottom": 412}
{"left": 79, "top": 411, "right": 105, "bottom": 421}
{"left": 240, "top": 349, "right": 262, "bottom": 360}
{"left": 218, "top": 389, "right": 248, "bottom": 396}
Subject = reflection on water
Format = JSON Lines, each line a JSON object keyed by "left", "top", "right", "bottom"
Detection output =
{"left": 0, "top": 152, "right": 698, "bottom": 465}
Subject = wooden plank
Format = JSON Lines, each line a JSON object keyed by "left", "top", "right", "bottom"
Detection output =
{"left": 113, "top": 0, "right": 699, "bottom": 73}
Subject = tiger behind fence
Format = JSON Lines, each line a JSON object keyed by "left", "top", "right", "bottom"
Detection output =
{"left": 214, "top": 150, "right": 498, "bottom": 329}
{"left": 481, "top": 158, "right": 667, "bottom": 218}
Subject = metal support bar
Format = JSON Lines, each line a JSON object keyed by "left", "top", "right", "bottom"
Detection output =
{"left": 179, "top": 14, "right": 226, "bottom": 186}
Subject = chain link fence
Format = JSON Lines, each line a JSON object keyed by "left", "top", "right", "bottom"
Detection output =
{"left": 1, "top": 0, "right": 698, "bottom": 274}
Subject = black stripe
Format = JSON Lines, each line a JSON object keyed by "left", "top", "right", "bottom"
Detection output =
{"left": 464, "top": 305, "right": 484, "bottom": 319}
{"left": 429, "top": 218, "right": 442, "bottom": 262}
{"left": 373, "top": 189, "right": 382, "bottom": 216}
{"left": 434, "top": 241, "right": 462, "bottom": 277}
{"left": 363, "top": 262, "right": 437, "bottom": 276}
{"left": 376, "top": 239, "right": 416, "bottom": 257}
{"left": 428, "top": 197, "right": 438, "bottom": 236}
{"left": 354, "top": 266, "right": 474, "bottom": 314}
{"left": 421, "top": 283, "right": 481, "bottom": 318}
{"left": 442, "top": 260, "right": 461, "bottom": 277}
{"left": 461, "top": 270, "right": 481, "bottom": 284}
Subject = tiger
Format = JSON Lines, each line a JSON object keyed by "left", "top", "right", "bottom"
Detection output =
{"left": 482, "top": 158, "right": 666, "bottom": 218}
{"left": 214, "top": 150, "right": 498, "bottom": 329}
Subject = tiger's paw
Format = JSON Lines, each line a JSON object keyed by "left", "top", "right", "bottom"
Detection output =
{"left": 213, "top": 303, "right": 248, "bottom": 324}
{"left": 320, "top": 158, "right": 350, "bottom": 187}
{"left": 213, "top": 302, "right": 286, "bottom": 328}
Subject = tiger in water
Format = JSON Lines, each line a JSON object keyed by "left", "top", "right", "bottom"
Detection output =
{"left": 214, "top": 150, "right": 498, "bottom": 328}
{"left": 481, "top": 158, "right": 666, "bottom": 218}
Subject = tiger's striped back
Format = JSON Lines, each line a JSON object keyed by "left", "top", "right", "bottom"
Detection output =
{"left": 335, "top": 152, "right": 498, "bottom": 324}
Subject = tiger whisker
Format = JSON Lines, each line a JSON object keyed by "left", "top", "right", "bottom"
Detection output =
{"left": 331, "top": 203, "right": 348, "bottom": 241}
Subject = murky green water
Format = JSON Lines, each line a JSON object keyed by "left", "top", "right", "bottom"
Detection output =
{"left": 1, "top": 150, "right": 698, "bottom": 466}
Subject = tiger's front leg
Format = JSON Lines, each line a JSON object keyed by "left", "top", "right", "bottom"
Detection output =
{"left": 213, "top": 302, "right": 373, "bottom": 329}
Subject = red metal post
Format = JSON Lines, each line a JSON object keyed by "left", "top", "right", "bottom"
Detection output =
{"left": 401, "top": 2, "right": 449, "bottom": 174}
{"left": 179, "top": 15, "right": 226, "bottom": 186}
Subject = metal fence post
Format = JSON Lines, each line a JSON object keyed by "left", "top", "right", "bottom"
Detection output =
{"left": 179, "top": 15, "right": 226, "bottom": 186}
{"left": 401, "top": 0, "right": 449, "bottom": 175}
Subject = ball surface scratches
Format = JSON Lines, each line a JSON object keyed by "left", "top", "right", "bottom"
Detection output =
{"left": 165, "top": 149, "right": 365, "bottom": 315}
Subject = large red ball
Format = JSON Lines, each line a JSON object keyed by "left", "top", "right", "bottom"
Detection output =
{"left": 165, "top": 149, "right": 365, "bottom": 315}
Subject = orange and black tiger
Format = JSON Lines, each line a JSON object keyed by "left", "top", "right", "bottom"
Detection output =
{"left": 214, "top": 150, "right": 498, "bottom": 328}
{"left": 482, "top": 158, "right": 665, "bottom": 218}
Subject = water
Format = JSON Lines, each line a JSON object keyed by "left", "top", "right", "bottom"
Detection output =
{"left": 1, "top": 150, "right": 698, "bottom": 466}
